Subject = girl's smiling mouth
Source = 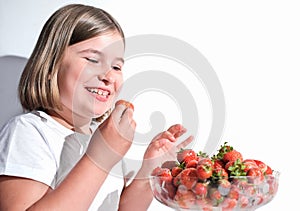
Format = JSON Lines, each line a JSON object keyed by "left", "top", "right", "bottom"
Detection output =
{"left": 86, "top": 87, "right": 111, "bottom": 101}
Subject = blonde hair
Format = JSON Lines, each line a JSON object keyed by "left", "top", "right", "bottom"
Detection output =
{"left": 18, "top": 4, "right": 124, "bottom": 112}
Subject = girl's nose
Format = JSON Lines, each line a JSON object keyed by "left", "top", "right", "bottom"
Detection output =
{"left": 97, "top": 69, "right": 115, "bottom": 84}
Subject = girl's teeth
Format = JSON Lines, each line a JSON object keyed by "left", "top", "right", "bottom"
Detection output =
{"left": 88, "top": 88, "right": 108, "bottom": 96}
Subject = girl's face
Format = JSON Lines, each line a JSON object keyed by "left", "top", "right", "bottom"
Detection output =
{"left": 58, "top": 32, "right": 125, "bottom": 120}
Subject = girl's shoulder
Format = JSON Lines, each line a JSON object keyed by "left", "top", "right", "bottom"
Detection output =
{"left": 1, "top": 111, "right": 73, "bottom": 136}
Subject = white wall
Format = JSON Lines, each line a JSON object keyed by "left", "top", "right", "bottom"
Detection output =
{"left": 1, "top": 0, "right": 299, "bottom": 210}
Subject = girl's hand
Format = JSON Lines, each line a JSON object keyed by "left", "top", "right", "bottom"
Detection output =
{"left": 86, "top": 100, "right": 136, "bottom": 171}
{"left": 140, "top": 124, "right": 194, "bottom": 177}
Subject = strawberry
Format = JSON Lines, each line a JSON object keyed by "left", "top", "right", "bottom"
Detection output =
{"left": 177, "top": 148, "right": 198, "bottom": 164}
{"left": 221, "top": 197, "right": 237, "bottom": 210}
{"left": 161, "top": 160, "right": 177, "bottom": 169}
{"left": 195, "top": 198, "right": 213, "bottom": 211}
{"left": 198, "top": 157, "right": 213, "bottom": 167}
{"left": 174, "top": 190, "right": 196, "bottom": 209}
{"left": 171, "top": 166, "right": 183, "bottom": 177}
{"left": 253, "top": 159, "right": 268, "bottom": 173}
{"left": 208, "top": 187, "right": 224, "bottom": 206}
{"left": 163, "top": 181, "right": 177, "bottom": 199}
{"left": 212, "top": 159, "right": 225, "bottom": 169}
{"left": 173, "top": 173, "right": 181, "bottom": 187}
{"left": 247, "top": 167, "right": 264, "bottom": 183}
{"left": 265, "top": 165, "right": 273, "bottom": 175}
{"left": 243, "top": 159, "right": 258, "bottom": 172}
{"left": 227, "top": 185, "right": 239, "bottom": 200}
{"left": 223, "top": 149, "right": 243, "bottom": 164}
{"left": 151, "top": 167, "right": 172, "bottom": 183}
{"left": 196, "top": 163, "right": 213, "bottom": 181}
{"left": 240, "top": 195, "right": 249, "bottom": 208}
{"left": 186, "top": 159, "right": 198, "bottom": 168}
{"left": 193, "top": 182, "right": 208, "bottom": 198}
{"left": 178, "top": 168, "right": 198, "bottom": 189}
{"left": 212, "top": 167, "right": 228, "bottom": 181}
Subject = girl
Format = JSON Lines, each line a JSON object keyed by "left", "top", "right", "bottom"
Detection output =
{"left": 0, "top": 4, "right": 193, "bottom": 211}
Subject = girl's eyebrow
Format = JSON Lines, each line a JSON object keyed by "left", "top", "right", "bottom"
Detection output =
{"left": 79, "top": 48, "right": 124, "bottom": 64}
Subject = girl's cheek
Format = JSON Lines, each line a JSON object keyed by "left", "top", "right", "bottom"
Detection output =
{"left": 116, "top": 77, "right": 123, "bottom": 91}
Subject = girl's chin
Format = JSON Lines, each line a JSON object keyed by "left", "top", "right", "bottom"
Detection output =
{"left": 93, "top": 110, "right": 111, "bottom": 120}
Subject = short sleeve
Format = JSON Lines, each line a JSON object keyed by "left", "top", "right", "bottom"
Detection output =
{"left": 0, "top": 116, "right": 58, "bottom": 186}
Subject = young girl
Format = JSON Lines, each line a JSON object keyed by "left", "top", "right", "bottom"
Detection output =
{"left": 0, "top": 4, "right": 193, "bottom": 210}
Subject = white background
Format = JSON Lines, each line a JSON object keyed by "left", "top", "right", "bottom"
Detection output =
{"left": 1, "top": 0, "right": 299, "bottom": 210}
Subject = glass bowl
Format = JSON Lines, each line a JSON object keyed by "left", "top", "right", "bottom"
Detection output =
{"left": 149, "top": 170, "right": 280, "bottom": 211}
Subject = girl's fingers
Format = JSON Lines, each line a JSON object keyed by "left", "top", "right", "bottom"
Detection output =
{"left": 111, "top": 100, "right": 134, "bottom": 123}
{"left": 115, "top": 100, "right": 134, "bottom": 111}
{"left": 167, "top": 124, "right": 187, "bottom": 138}
{"left": 152, "top": 130, "right": 176, "bottom": 143}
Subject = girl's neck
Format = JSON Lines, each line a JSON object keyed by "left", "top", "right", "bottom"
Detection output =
{"left": 47, "top": 109, "right": 92, "bottom": 135}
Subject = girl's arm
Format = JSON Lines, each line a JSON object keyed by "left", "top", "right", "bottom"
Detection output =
{"left": 118, "top": 124, "right": 193, "bottom": 211}
{"left": 0, "top": 155, "right": 107, "bottom": 211}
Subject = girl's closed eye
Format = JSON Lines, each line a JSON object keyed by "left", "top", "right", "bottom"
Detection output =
{"left": 112, "top": 65, "right": 122, "bottom": 71}
{"left": 85, "top": 57, "right": 99, "bottom": 64}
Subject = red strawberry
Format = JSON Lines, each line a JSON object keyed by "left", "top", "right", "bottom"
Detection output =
{"left": 243, "top": 159, "right": 258, "bottom": 172}
{"left": 195, "top": 198, "right": 213, "bottom": 211}
{"left": 178, "top": 168, "right": 198, "bottom": 189}
{"left": 171, "top": 166, "right": 183, "bottom": 177}
{"left": 247, "top": 167, "right": 264, "bottom": 183}
{"left": 177, "top": 149, "right": 198, "bottom": 164}
{"left": 253, "top": 159, "right": 268, "bottom": 173}
{"left": 163, "top": 181, "right": 177, "bottom": 199}
{"left": 213, "top": 159, "right": 225, "bottom": 169}
{"left": 212, "top": 167, "right": 228, "bottom": 180}
{"left": 240, "top": 195, "right": 249, "bottom": 208}
{"left": 173, "top": 173, "right": 181, "bottom": 187}
{"left": 186, "top": 159, "right": 198, "bottom": 168}
{"left": 174, "top": 190, "right": 196, "bottom": 209}
{"left": 161, "top": 160, "right": 177, "bottom": 169}
{"left": 265, "top": 165, "right": 273, "bottom": 175}
{"left": 208, "top": 187, "right": 224, "bottom": 205}
{"left": 196, "top": 163, "right": 213, "bottom": 181}
{"left": 198, "top": 157, "right": 213, "bottom": 166}
{"left": 151, "top": 167, "right": 172, "bottom": 183}
{"left": 193, "top": 182, "right": 208, "bottom": 198}
{"left": 227, "top": 186, "right": 239, "bottom": 200}
{"left": 221, "top": 197, "right": 237, "bottom": 210}
{"left": 223, "top": 150, "right": 243, "bottom": 164}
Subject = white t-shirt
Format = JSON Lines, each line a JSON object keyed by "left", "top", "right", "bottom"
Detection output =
{"left": 0, "top": 111, "right": 125, "bottom": 211}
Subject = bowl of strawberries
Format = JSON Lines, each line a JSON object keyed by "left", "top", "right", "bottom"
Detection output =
{"left": 149, "top": 142, "right": 280, "bottom": 211}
